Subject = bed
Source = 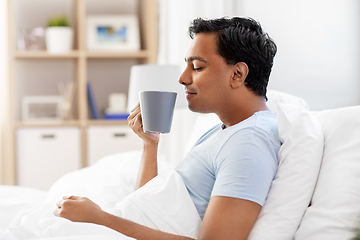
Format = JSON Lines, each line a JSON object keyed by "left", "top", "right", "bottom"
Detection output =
{"left": 0, "top": 151, "right": 192, "bottom": 239}
{"left": 1, "top": 89, "right": 360, "bottom": 240}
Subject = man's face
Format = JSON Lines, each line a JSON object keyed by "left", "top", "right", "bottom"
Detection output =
{"left": 179, "top": 33, "right": 233, "bottom": 113}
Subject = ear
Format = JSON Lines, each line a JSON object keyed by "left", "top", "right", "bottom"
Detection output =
{"left": 230, "top": 62, "right": 249, "bottom": 89}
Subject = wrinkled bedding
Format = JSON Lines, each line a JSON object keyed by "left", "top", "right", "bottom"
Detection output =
{"left": 0, "top": 151, "right": 201, "bottom": 240}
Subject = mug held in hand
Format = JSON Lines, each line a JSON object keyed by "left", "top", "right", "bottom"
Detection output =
{"left": 139, "top": 91, "right": 177, "bottom": 133}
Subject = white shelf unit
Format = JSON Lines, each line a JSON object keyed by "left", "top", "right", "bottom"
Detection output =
{"left": 17, "top": 127, "right": 82, "bottom": 190}
{"left": 3, "top": 0, "right": 158, "bottom": 187}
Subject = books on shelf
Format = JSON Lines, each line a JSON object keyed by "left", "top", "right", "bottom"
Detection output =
{"left": 104, "top": 92, "right": 129, "bottom": 120}
{"left": 87, "top": 82, "right": 99, "bottom": 119}
{"left": 103, "top": 112, "right": 130, "bottom": 120}
{"left": 87, "top": 82, "right": 130, "bottom": 120}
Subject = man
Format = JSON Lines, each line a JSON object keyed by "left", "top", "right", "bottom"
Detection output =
{"left": 54, "top": 17, "right": 279, "bottom": 240}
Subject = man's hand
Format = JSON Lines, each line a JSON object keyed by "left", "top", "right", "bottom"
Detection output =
{"left": 53, "top": 196, "right": 104, "bottom": 224}
{"left": 127, "top": 103, "right": 160, "bottom": 146}
{"left": 128, "top": 102, "right": 160, "bottom": 189}
{"left": 54, "top": 195, "right": 194, "bottom": 240}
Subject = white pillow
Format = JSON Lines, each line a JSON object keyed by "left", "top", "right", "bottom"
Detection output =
{"left": 248, "top": 103, "right": 324, "bottom": 240}
{"left": 266, "top": 89, "right": 309, "bottom": 111}
{"left": 184, "top": 89, "right": 309, "bottom": 154}
{"left": 184, "top": 112, "right": 221, "bottom": 153}
{"left": 294, "top": 106, "right": 360, "bottom": 240}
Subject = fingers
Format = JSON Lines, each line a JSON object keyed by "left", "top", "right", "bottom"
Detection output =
{"left": 56, "top": 195, "right": 80, "bottom": 209}
{"left": 127, "top": 103, "right": 143, "bottom": 132}
{"left": 130, "top": 102, "right": 140, "bottom": 113}
{"left": 54, "top": 195, "right": 80, "bottom": 218}
{"left": 127, "top": 108, "right": 140, "bottom": 121}
{"left": 64, "top": 195, "right": 81, "bottom": 200}
{"left": 53, "top": 207, "right": 60, "bottom": 217}
{"left": 54, "top": 198, "right": 66, "bottom": 217}
{"left": 63, "top": 195, "right": 72, "bottom": 200}
{"left": 56, "top": 199, "right": 63, "bottom": 208}
{"left": 53, "top": 196, "right": 102, "bottom": 223}
{"left": 127, "top": 102, "right": 141, "bottom": 121}
{"left": 126, "top": 102, "right": 160, "bottom": 144}
{"left": 128, "top": 111, "right": 142, "bottom": 127}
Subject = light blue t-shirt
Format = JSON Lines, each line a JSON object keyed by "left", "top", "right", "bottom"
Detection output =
{"left": 176, "top": 111, "right": 280, "bottom": 219}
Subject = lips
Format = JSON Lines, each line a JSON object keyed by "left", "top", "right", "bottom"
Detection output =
{"left": 185, "top": 89, "right": 196, "bottom": 95}
{"left": 185, "top": 90, "right": 196, "bottom": 101}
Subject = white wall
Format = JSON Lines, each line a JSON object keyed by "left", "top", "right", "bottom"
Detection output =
{"left": 0, "top": 0, "right": 8, "bottom": 183}
{"left": 158, "top": 0, "right": 243, "bottom": 67}
{"left": 242, "top": 0, "right": 360, "bottom": 110}
{"left": 159, "top": 0, "right": 360, "bottom": 111}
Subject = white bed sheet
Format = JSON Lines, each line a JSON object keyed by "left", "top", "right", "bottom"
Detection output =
{"left": 0, "top": 151, "right": 178, "bottom": 240}
{"left": 0, "top": 185, "right": 47, "bottom": 204}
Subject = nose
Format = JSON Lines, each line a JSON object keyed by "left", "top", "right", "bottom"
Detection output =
{"left": 179, "top": 67, "right": 192, "bottom": 86}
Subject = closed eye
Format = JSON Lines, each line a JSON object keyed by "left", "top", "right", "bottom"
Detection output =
{"left": 193, "top": 67, "right": 204, "bottom": 71}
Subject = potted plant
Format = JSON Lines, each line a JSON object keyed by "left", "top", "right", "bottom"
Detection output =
{"left": 354, "top": 229, "right": 360, "bottom": 240}
{"left": 45, "top": 15, "right": 73, "bottom": 54}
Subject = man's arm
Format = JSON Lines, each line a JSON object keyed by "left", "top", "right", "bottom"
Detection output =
{"left": 54, "top": 195, "right": 260, "bottom": 240}
{"left": 94, "top": 207, "right": 194, "bottom": 240}
{"left": 54, "top": 196, "right": 194, "bottom": 240}
{"left": 136, "top": 143, "right": 158, "bottom": 189}
{"left": 98, "top": 197, "right": 260, "bottom": 240}
{"left": 199, "top": 196, "right": 261, "bottom": 239}
{"left": 127, "top": 103, "right": 160, "bottom": 188}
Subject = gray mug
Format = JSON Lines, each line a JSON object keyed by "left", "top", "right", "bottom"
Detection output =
{"left": 139, "top": 91, "right": 177, "bottom": 133}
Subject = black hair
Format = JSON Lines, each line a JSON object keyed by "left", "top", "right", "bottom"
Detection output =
{"left": 188, "top": 17, "right": 277, "bottom": 98}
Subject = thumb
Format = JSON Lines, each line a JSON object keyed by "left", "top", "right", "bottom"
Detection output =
{"left": 149, "top": 132, "right": 160, "bottom": 138}
{"left": 63, "top": 195, "right": 80, "bottom": 200}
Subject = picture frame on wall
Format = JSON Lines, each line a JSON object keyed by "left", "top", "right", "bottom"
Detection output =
{"left": 22, "top": 96, "right": 63, "bottom": 122}
{"left": 86, "top": 15, "right": 140, "bottom": 51}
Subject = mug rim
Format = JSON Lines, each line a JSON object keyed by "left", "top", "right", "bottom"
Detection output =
{"left": 140, "top": 90, "right": 177, "bottom": 94}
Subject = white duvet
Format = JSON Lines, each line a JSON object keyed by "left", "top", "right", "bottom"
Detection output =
{"left": 0, "top": 152, "right": 202, "bottom": 240}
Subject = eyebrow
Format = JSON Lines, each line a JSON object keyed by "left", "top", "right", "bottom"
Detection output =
{"left": 184, "top": 56, "right": 207, "bottom": 63}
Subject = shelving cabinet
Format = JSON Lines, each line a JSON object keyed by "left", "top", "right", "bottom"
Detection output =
{"left": 4, "top": 0, "right": 158, "bottom": 189}
{"left": 17, "top": 127, "right": 81, "bottom": 190}
{"left": 87, "top": 125, "right": 143, "bottom": 166}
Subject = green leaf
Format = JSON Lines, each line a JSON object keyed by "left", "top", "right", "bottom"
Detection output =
{"left": 353, "top": 228, "right": 360, "bottom": 240}
{"left": 47, "top": 15, "right": 69, "bottom": 27}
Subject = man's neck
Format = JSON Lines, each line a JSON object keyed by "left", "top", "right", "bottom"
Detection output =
{"left": 216, "top": 94, "right": 269, "bottom": 128}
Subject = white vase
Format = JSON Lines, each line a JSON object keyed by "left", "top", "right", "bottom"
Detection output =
{"left": 46, "top": 27, "right": 73, "bottom": 54}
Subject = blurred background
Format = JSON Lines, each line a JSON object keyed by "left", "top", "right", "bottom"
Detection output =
{"left": 0, "top": 0, "right": 359, "bottom": 188}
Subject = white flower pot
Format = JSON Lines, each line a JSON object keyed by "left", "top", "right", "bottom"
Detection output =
{"left": 46, "top": 27, "right": 73, "bottom": 54}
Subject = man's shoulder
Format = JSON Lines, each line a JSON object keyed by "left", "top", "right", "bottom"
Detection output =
{"left": 220, "top": 111, "right": 280, "bottom": 150}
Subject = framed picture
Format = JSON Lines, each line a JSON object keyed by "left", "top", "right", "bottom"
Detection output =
{"left": 86, "top": 15, "right": 140, "bottom": 51}
{"left": 22, "top": 96, "right": 63, "bottom": 122}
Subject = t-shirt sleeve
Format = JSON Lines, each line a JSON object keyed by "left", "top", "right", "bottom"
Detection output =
{"left": 211, "top": 128, "right": 278, "bottom": 206}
